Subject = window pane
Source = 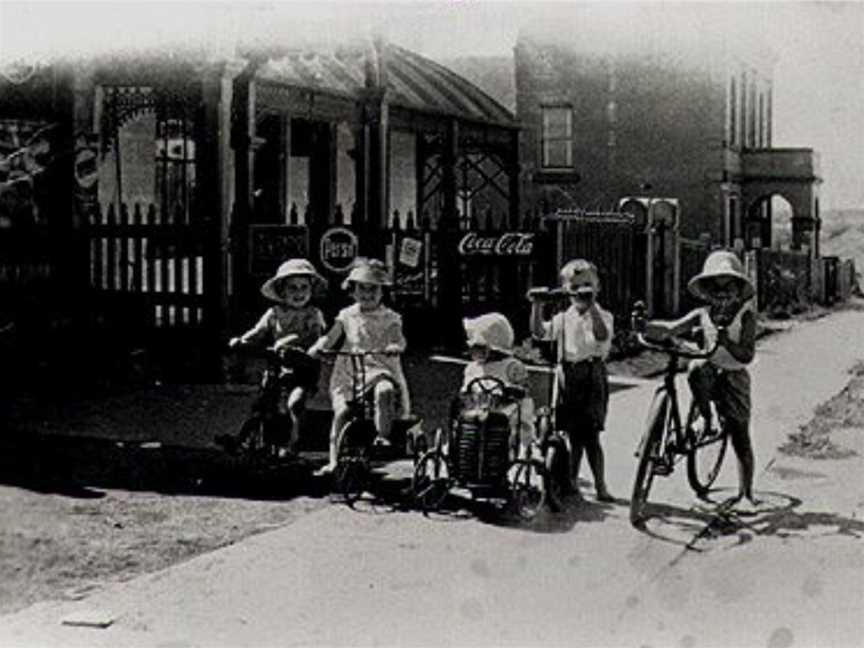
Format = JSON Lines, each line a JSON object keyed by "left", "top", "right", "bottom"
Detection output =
{"left": 543, "top": 108, "right": 571, "bottom": 139}
{"left": 543, "top": 140, "right": 571, "bottom": 168}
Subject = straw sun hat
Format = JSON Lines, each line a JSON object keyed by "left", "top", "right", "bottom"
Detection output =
{"left": 260, "top": 259, "right": 327, "bottom": 303}
{"left": 688, "top": 250, "right": 755, "bottom": 302}
{"left": 463, "top": 312, "right": 515, "bottom": 357}
{"left": 340, "top": 258, "right": 393, "bottom": 290}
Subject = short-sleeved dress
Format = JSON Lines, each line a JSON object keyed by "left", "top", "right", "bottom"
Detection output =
{"left": 240, "top": 304, "right": 325, "bottom": 389}
{"left": 328, "top": 303, "right": 411, "bottom": 415}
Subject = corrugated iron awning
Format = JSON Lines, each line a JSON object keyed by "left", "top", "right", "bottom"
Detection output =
{"left": 255, "top": 42, "right": 515, "bottom": 128}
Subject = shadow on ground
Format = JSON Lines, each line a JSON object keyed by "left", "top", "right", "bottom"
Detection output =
{"left": 632, "top": 489, "right": 863, "bottom": 549}
{"left": 0, "top": 432, "right": 333, "bottom": 501}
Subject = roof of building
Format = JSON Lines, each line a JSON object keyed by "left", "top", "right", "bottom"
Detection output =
{"left": 255, "top": 42, "right": 516, "bottom": 127}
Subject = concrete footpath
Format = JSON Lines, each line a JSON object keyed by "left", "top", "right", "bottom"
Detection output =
{"left": 2, "top": 311, "right": 863, "bottom": 647}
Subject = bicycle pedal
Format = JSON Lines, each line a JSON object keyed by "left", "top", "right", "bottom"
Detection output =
{"left": 651, "top": 462, "right": 673, "bottom": 476}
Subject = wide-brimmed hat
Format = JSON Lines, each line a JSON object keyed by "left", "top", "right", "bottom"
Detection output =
{"left": 341, "top": 258, "right": 393, "bottom": 290}
{"left": 463, "top": 313, "right": 515, "bottom": 357}
{"left": 688, "top": 250, "right": 755, "bottom": 301}
{"left": 261, "top": 258, "right": 327, "bottom": 303}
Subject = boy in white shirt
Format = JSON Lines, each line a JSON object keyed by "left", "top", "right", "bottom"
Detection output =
{"left": 528, "top": 259, "right": 614, "bottom": 502}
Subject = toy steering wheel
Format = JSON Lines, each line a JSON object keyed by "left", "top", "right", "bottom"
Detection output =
{"left": 464, "top": 375, "right": 508, "bottom": 404}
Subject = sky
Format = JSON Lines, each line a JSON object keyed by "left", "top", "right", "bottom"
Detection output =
{"left": 1, "top": 0, "right": 862, "bottom": 210}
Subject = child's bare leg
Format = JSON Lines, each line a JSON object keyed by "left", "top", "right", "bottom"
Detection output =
{"left": 323, "top": 405, "right": 350, "bottom": 471}
{"left": 374, "top": 381, "right": 396, "bottom": 441}
{"left": 584, "top": 433, "right": 613, "bottom": 501}
{"left": 728, "top": 421, "right": 757, "bottom": 503}
{"left": 687, "top": 361, "right": 714, "bottom": 425}
{"left": 287, "top": 386, "right": 309, "bottom": 451}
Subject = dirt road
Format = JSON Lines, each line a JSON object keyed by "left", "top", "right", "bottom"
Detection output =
{"left": 2, "top": 310, "right": 863, "bottom": 647}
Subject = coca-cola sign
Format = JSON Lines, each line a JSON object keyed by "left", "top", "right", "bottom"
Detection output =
{"left": 457, "top": 232, "right": 535, "bottom": 256}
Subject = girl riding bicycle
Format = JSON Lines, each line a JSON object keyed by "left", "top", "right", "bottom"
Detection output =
{"left": 309, "top": 258, "right": 410, "bottom": 475}
{"left": 218, "top": 258, "right": 326, "bottom": 457}
{"left": 645, "top": 250, "right": 759, "bottom": 510}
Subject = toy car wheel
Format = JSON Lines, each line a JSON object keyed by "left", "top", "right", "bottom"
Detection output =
{"left": 412, "top": 450, "right": 450, "bottom": 512}
{"left": 508, "top": 458, "right": 547, "bottom": 520}
{"left": 544, "top": 442, "right": 570, "bottom": 512}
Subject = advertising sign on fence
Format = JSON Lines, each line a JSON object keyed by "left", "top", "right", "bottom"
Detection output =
{"left": 249, "top": 225, "right": 309, "bottom": 277}
{"left": 319, "top": 226, "right": 358, "bottom": 273}
{"left": 457, "top": 232, "right": 535, "bottom": 257}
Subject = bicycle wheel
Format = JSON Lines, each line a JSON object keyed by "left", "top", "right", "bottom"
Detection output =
{"left": 236, "top": 416, "right": 268, "bottom": 463}
{"left": 630, "top": 392, "right": 669, "bottom": 527}
{"left": 508, "top": 459, "right": 547, "bottom": 520}
{"left": 544, "top": 441, "right": 569, "bottom": 512}
{"left": 333, "top": 420, "right": 372, "bottom": 504}
{"left": 685, "top": 403, "right": 729, "bottom": 497}
{"left": 412, "top": 450, "right": 450, "bottom": 512}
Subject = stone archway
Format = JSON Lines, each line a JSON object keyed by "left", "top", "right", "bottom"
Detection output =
{"left": 741, "top": 149, "right": 822, "bottom": 257}
{"left": 744, "top": 192, "right": 798, "bottom": 250}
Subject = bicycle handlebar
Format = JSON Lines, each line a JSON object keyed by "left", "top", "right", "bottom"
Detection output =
{"left": 630, "top": 301, "right": 721, "bottom": 360}
{"left": 632, "top": 331, "right": 720, "bottom": 360}
{"left": 316, "top": 349, "right": 403, "bottom": 358}
{"left": 228, "top": 341, "right": 317, "bottom": 367}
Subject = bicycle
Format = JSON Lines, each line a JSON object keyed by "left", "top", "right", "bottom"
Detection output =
{"left": 629, "top": 302, "right": 730, "bottom": 527}
{"left": 220, "top": 338, "right": 321, "bottom": 467}
{"left": 319, "top": 349, "right": 423, "bottom": 505}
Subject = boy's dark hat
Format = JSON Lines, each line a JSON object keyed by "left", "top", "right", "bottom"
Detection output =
{"left": 688, "top": 250, "right": 755, "bottom": 301}
{"left": 261, "top": 259, "right": 327, "bottom": 303}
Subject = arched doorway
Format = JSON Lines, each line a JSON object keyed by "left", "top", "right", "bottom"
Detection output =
{"left": 745, "top": 193, "right": 794, "bottom": 250}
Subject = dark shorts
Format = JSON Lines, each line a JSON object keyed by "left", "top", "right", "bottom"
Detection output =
{"left": 556, "top": 357, "right": 609, "bottom": 438}
{"left": 687, "top": 361, "right": 750, "bottom": 431}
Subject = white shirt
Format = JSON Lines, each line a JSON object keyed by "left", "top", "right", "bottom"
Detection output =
{"left": 541, "top": 304, "right": 614, "bottom": 363}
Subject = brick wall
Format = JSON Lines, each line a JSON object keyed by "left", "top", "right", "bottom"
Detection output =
{"left": 515, "top": 37, "right": 751, "bottom": 241}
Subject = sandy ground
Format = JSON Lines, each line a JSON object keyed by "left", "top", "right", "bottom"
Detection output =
{"left": 1, "top": 305, "right": 861, "bottom": 635}
{"left": 0, "top": 307, "right": 862, "bottom": 647}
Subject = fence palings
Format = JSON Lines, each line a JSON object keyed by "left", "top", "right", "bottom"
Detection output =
{"left": 88, "top": 201, "right": 207, "bottom": 331}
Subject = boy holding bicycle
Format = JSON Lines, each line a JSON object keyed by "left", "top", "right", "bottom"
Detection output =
{"left": 528, "top": 259, "right": 615, "bottom": 502}
{"left": 309, "top": 258, "right": 410, "bottom": 475}
{"left": 645, "top": 250, "right": 759, "bottom": 510}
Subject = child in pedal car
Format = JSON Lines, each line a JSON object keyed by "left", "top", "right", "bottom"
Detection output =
{"left": 459, "top": 313, "right": 536, "bottom": 460}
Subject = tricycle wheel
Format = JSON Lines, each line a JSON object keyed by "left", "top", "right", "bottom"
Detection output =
{"left": 412, "top": 450, "right": 450, "bottom": 512}
{"left": 508, "top": 459, "right": 547, "bottom": 520}
{"left": 334, "top": 457, "right": 368, "bottom": 505}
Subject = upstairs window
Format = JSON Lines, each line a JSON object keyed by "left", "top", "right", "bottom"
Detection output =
{"left": 541, "top": 106, "right": 573, "bottom": 169}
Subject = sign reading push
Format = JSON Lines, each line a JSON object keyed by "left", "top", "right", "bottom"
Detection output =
{"left": 320, "top": 226, "right": 359, "bottom": 273}
{"left": 457, "top": 232, "right": 534, "bottom": 257}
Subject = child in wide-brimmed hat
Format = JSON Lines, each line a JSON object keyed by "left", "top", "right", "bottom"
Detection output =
{"left": 309, "top": 258, "right": 410, "bottom": 474}
{"left": 217, "top": 258, "right": 327, "bottom": 456}
{"left": 528, "top": 258, "right": 615, "bottom": 502}
{"left": 645, "top": 249, "right": 759, "bottom": 510}
{"left": 459, "top": 312, "right": 536, "bottom": 458}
